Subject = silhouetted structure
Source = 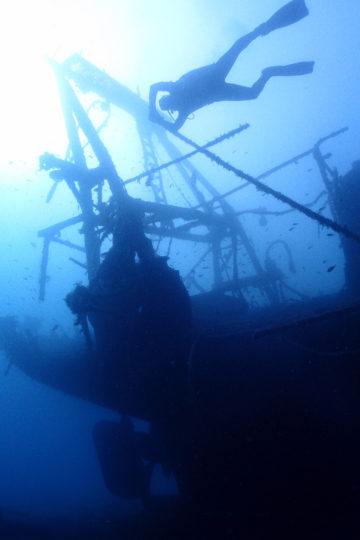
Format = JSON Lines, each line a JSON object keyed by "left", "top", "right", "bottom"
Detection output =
{"left": 65, "top": 198, "right": 192, "bottom": 420}
{"left": 93, "top": 416, "right": 153, "bottom": 504}
{"left": 3, "top": 8, "right": 360, "bottom": 534}
{"left": 333, "top": 160, "right": 360, "bottom": 295}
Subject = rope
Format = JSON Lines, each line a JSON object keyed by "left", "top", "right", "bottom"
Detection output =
{"left": 167, "top": 129, "right": 360, "bottom": 245}
{"left": 236, "top": 191, "right": 327, "bottom": 217}
{"left": 124, "top": 123, "right": 249, "bottom": 185}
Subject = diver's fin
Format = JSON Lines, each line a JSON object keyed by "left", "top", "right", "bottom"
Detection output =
{"left": 263, "top": 61, "right": 314, "bottom": 77}
{"left": 259, "top": 0, "right": 309, "bottom": 36}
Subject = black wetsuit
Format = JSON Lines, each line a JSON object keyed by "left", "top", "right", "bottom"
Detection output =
{"left": 149, "top": 0, "right": 313, "bottom": 131}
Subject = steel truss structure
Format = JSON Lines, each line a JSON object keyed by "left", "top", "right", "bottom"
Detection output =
{"left": 38, "top": 54, "right": 349, "bottom": 306}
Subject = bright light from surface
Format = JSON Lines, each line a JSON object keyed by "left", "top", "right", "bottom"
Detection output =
{"left": 0, "top": 2, "right": 61, "bottom": 163}
{"left": 0, "top": 0, "right": 136, "bottom": 166}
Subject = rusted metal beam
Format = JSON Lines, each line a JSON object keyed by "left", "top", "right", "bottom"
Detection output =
{"left": 53, "top": 66, "right": 101, "bottom": 281}
{"left": 137, "top": 199, "right": 228, "bottom": 227}
{"left": 52, "top": 237, "right": 86, "bottom": 253}
{"left": 145, "top": 226, "right": 209, "bottom": 243}
{"left": 216, "top": 270, "right": 282, "bottom": 294}
{"left": 61, "top": 54, "right": 149, "bottom": 121}
{"left": 39, "top": 237, "right": 50, "bottom": 302}
{"left": 38, "top": 215, "right": 83, "bottom": 238}
{"left": 38, "top": 197, "right": 229, "bottom": 242}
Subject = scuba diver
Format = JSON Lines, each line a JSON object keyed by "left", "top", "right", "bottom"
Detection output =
{"left": 149, "top": 0, "right": 314, "bottom": 131}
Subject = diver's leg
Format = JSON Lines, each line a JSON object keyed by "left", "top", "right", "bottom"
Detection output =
{"left": 219, "top": 79, "right": 270, "bottom": 102}
{"left": 214, "top": 0, "right": 309, "bottom": 80}
{"left": 220, "top": 61, "right": 314, "bottom": 101}
{"left": 214, "top": 28, "right": 262, "bottom": 80}
{"left": 262, "top": 61, "right": 314, "bottom": 78}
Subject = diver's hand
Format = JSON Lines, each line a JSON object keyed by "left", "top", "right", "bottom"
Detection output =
{"left": 148, "top": 107, "right": 178, "bottom": 131}
{"left": 148, "top": 81, "right": 177, "bottom": 128}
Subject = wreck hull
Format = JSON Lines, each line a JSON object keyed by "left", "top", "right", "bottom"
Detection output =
{"left": 1, "top": 294, "right": 360, "bottom": 535}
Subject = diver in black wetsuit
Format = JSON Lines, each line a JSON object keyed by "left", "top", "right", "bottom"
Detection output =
{"left": 149, "top": 0, "right": 314, "bottom": 131}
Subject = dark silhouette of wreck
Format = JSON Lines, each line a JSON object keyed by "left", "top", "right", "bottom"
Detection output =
{"left": 1, "top": 53, "right": 360, "bottom": 539}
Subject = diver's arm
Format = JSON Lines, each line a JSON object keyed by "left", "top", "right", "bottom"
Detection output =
{"left": 167, "top": 110, "right": 188, "bottom": 131}
{"left": 148, "top": 82, "right": 190, "bottom": 131}
{"left": 149, "top": 81, "right": 175, "bottom": 122}
{"left": 149, "top": 110, "right": 188, "bottom": 132}
{"left": 149, "top": 81, "right": 176, "bottom": 129}
{"left": 149, "top": 110, "right": 187, "bottom": 132}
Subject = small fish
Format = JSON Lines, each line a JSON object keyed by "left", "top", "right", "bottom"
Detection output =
{"left": 327, "top": 265, "right": 336, "bottom": 273}
{"left": 326, "top": 233, "right": 334, "bottom": 236}
{"left": 51, "top": 324, "right": 59, "bottom": 332}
